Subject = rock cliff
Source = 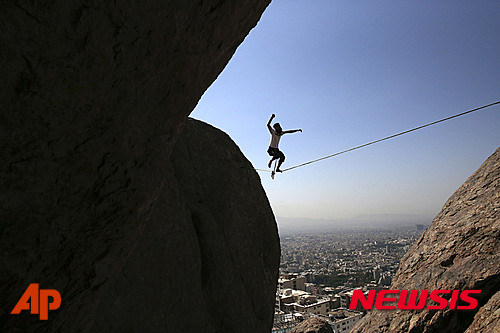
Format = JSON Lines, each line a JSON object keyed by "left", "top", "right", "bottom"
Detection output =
{"left": 290, "top": 317, "right": 334, "bottom": 333}
{"left": 352, "top": 148, "right": 500, "bottom": 333}
{"left": 0, "top": 1, "right": 278, "bottom": 332}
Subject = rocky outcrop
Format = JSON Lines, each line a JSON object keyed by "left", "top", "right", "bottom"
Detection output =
{"left": 290, "top": 317, "right": 334, "bottom": 333}
{"left": 0, "top": 1, "right": 278, "bottom": 333}
{"left": 85, "top": 118, "right": 280, "bottom": 333}
{"left": 352, "top": 148, "right": 500, "bottom": 333}
{"left": 465, "top": 290, "right": 500, "bottom": 333}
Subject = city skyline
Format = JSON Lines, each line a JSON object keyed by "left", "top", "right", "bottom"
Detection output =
{"left": 276, "top": 213, "right": 431, "bottom": 235}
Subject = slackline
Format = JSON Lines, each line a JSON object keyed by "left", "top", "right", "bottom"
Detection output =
{"left": 261, "top": 100, "right": 499, "bottom": 173}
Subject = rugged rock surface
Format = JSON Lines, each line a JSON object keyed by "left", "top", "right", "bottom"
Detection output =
{"left": 86, "top": 118, "right": 280, "bottom": 333}
{"left": 464, "top": 290, "right": 500, "bottom": 333}
{"left": 0, "top": 1, "right": 278, "bottom": 332}
{"left": 290, "top": 317, "right": 334, "bottom": 333}
{"left": 352, "top": 148, "right": 500, "bottom": 333}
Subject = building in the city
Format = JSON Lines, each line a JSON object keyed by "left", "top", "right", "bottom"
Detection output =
{"left": 326, "top": 309, "right": 363, "bottom": 332}
{"left": 291, "top": 298, "right": 330, "bottom": 316}
{"left": 339, "top": 290, "right": 368, "bottom": 311}
{"left": 272, "top": 312, "right": 304, "bottom": 333}
{"left": 279, "top": 274, "right": 306, "bottom": 291}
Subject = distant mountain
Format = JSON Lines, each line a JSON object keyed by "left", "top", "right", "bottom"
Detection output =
{"left": 277, "top": 214, "right": 430, "bottom": 234}
{"left": 351, "top": 213, "right": 431, "bottom": 225}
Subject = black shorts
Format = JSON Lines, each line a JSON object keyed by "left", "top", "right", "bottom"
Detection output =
{"left": 267, "top": 147, "right": 285, "bottom": 160}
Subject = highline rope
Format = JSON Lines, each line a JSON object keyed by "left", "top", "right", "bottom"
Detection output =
{"left": 276, "top": 100, "right": 500, "bottom": 173}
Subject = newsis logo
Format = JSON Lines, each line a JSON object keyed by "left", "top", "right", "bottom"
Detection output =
{"left": 11, "top": 284, "right": 61, "bottom": 320}
{"left": 349, "top": 289, "right": 481, "bottom": 310}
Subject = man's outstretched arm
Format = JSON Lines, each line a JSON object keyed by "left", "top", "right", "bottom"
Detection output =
{"left": 283, "top": 129, "right": 302, "bottom": 134}
{"left": 267, "top": 114, "right": 275, "bottom": 133}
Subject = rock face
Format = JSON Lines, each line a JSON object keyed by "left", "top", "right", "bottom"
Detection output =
{"left": 0, "top": 1, "right": 278, "bottom": 333}
{"left": 464, "top": 290, "right": 500, "bottom": 333}
{"left": 290, "top": 317, "right": 334, "bottom": 333}
{"left": 352, "top": 148, "right": 500, "bottom": 333}
{"left": 86, "top": 118, "right": 280, "bottom": 333}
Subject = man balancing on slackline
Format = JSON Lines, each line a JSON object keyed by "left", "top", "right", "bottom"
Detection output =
{"left": 267, "top": 114, "right": 302, "bottom": 173}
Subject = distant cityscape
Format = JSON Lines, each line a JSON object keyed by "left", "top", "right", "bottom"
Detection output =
{"left": 273, "top": 224, "right": 427, "bottom": 332}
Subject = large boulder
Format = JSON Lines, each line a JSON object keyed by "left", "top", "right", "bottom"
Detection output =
{"left": 86, "top": 118, "right": 280, "bottom": 333}
{"left": 352, "top": 148, "right": 500, "bottom": 333}
{"left": 0, "top": 1, "right": 278, "bottom": 332}
{"left": 290, "top": 317, "right": 334, "bottom": 333}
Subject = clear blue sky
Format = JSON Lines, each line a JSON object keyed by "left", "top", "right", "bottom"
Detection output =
{"left": 192, "top": 0, "right": 500, "bottom": 224}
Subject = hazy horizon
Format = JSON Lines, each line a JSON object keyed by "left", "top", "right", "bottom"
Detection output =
{"left": 276, "top": 213, "right": 431, "bottom": 234}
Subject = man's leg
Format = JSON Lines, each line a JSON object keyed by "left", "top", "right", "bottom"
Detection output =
{"left": 268, "top": 154, "right": 280, "bottom": 168}
{"left": 268, "top": 148, "right": 279, "bottom": 168}
{"left": 276, "top": 151, "right": 285, "bottom": 172}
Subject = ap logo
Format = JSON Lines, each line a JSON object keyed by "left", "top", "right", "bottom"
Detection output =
{"left": 11, "top": 283, "right": 61, "bottom": 320}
